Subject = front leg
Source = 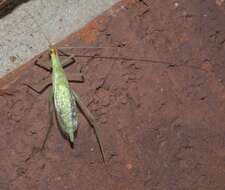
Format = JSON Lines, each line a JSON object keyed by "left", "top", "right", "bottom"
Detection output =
{"left": 34, "top": 48, "right": 76, "bottom": 72}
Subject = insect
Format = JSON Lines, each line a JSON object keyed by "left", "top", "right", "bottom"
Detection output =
{"left": 24, "top": 11, "right": 106, "bottom": 163}
{"left": 25, "top": 45, "right": 106, "bottom": 163}
{"left": 23, "top": 5, "right": 196, "bottom": 164}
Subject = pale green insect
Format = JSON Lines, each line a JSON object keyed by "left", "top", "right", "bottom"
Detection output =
{"left": 41, "top": 46, "right": 105, "bottom": 163}
{"left": 24, "top": 10, "right": 105, "bottom": 162}
{"left": 50, "top": 47, "right": 77, "bottom": 142}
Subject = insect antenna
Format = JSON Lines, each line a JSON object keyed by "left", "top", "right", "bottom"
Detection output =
{"left": 25, "top": 10, "right": 52, "bottom": 48}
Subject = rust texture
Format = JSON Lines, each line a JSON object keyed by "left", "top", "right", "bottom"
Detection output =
{"left": 0, "top": 0, "right": 225, "bottom": 190}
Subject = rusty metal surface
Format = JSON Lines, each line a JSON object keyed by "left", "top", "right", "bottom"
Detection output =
{"left": 0, "top": 0, "right": 225, "bottom": 189}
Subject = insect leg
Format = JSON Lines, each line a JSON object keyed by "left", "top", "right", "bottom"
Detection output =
{"left": 41, "top": 88, "right": 54, "bottom": 149}
{"left": 35, "top": 59, "right": 52, "bottom": 72}
{"left": 71, "top": 90, "right": 106, "bottom": 163}
{"left": 57, "top": 48, "right": 77, "bottom": 69}
{"left": 34, "top": 51, "right": 75, "bottom": 71}
{"left": 61, "top": 55, "right": 76, "bottom": 68}
{"left": 24, "top": 76, "right": 52, "bottom": 94}
{"left": 68, "top": 73, "right": 84, "bottom": 83}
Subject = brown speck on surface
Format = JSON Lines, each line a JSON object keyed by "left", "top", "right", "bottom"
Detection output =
{"left": 201, "top": 62, "right": 212, "bottom": 72}
{"left": 126, "top": 163, "right": 133, "bottom": 170}
{"left": 9, "top": 55, "right": 17, "bottom": 63}
{"left": 216, "top": 0, "right": 224, "bottom": 6}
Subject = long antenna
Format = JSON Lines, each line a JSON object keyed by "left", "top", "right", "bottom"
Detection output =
{"left": 25, "top": 10, "right": 52, "bottom": 47}
{"left": 60, "top": 46, "right": 113, "bottom": 49}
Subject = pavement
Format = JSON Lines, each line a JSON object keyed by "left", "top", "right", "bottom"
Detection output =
{"left": 0, "top": 0, "right": 119, "bottom": 78}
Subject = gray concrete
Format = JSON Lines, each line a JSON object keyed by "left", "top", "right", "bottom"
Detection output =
{"left": 0, "top": 0, "right": 119, "bottom": 77}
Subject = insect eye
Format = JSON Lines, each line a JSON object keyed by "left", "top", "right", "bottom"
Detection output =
{"left": 50, "top": 49, "right": 54, "bottom": 54}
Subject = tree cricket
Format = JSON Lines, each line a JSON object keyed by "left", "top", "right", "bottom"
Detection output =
{"left": 23, "top": 6, "right": 190, "bottom": 164}
{"left": 25, "top": 45, "right": 106, "bottom": 163}
{"left": 23, "top": 11, "right": 106, "bottom": 163}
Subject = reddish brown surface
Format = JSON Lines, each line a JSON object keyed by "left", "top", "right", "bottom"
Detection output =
{"left": 0, "top": 0, "right": 225, "bottom": 189}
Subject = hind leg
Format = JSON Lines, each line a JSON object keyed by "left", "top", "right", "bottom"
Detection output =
{"left": 71, "top": 90, "right": 106, "bottom": 163}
